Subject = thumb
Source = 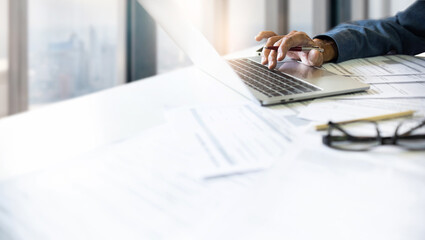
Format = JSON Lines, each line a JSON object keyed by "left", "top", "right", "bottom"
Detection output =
{"left": 307, "top": 50, "right": 323, "bottom": 67}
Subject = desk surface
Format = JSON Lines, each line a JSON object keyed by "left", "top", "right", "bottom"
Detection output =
{"left": 0, "top": 67, "right": 246, "bottom": 180}
{"left": 0, "top": 59, "right": 424, "bottom": 239}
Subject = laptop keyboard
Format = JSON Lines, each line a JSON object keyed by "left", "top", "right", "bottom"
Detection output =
{"left": 228, "top": 58, "right": 320, "bottom": 97}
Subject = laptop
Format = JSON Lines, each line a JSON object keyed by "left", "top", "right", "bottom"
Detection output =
{"left": 137, "top": 0, "right": 369, "bottom": 106}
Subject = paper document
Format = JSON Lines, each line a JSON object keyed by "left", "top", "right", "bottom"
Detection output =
{"left": 298, "top": 98, "right": 425, "bottom": 123}
{"left": 0, "top": 125, "right": 264, "bottom": 239}
{"left": 330, "top": 82, "right": 425, "bottom": 99}
{"left": 168, "top": 104, "right": 294, "bottom": 178}
{"left": 323, "top": 55, "right": 425, "bottom": 76}
{"left": 350, "top": 74, "right": 425, "bottom": 84}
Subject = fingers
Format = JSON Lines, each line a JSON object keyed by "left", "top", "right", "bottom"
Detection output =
{"left": 261, "top": 36, "right": 282, "bottom": 65}
{"left": 258, "top": 30, "right": 324, "bottom": 69}
{"left": 278, "top": 31, "right": 324, "bottom": 67}
{"left": 268, "top": 41, "right": 281, "bottom": 69}
{"left": 255, "top": 31, "right": 277, "bottom": 41}
{"left": 277, "top": 31, "right": 314, "bottom": 62}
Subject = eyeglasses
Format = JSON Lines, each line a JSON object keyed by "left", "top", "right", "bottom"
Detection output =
{"left": 322, "top": 119, "right": 425, "bottom": 151}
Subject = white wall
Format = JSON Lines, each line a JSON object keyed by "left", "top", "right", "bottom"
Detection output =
{"left": 312, "top": 0, "right": 329, "bottom": 35}
{"left": 227, "top": 0, "right": 266, "bottom": 53}
{"left": 368, "top": 0, "right": 390, "bottom": 19}
{"left": 289, "top": 0, "right": 314, "bottom": 36}
{"left": 390, "top": 0, "right": 415, "bottom": 15}
{"left": 351, "top": 0, "right": 368, "bottom": 21}
{"left": 368, "top": 0, "right": 414, "bottom": 19}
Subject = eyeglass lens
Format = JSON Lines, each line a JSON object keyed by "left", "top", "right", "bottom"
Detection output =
{"left": 396, "top": 120, "right": 425, "bottom": 150}
{"left": 328, "top": 122, "right": 381, "bottom": 151}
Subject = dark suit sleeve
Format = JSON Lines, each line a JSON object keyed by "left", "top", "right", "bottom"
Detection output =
{"left": 315, "top": 0, "right": 425, "bottom": 63}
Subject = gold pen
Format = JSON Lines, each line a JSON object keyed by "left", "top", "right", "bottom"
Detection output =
{"left": 315, "top": 110, "right": 416, "bottom": 131}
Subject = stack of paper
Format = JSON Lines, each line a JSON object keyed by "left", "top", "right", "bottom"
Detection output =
{"left": 323, "top": 55, "right": 425, "bottom": 99}
{"left": 293, "top": 55, "right": 425, "bottom": 125}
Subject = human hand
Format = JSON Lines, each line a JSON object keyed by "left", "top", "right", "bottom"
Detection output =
{"left": 255, "top": 31, "right": 337, "bottom": 69}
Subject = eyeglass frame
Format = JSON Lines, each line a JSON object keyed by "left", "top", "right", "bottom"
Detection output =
{"left": 322, "top": 119, "right": 425, "bottom": 151}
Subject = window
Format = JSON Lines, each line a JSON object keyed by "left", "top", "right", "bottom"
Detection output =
{"left": 28, "top": 0, "right": 126, "bottom": 108}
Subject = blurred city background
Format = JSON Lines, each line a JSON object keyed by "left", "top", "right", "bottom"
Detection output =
{"left": 0, "top": 0, "right": 416, "bottom": 116}
{"left": 27, "top": 0, "right": 122, "bottom": 107}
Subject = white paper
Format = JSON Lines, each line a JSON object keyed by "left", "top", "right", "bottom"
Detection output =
{"left": 168, "top": 104, "right": 295, "bottom": 178}
{"left": 321, "top": 55, "right": 425, "bottom": 99}
{"left": 350, "top": 74, "right": 425, "bottom": 84}
{"left": 0, "top": 125, "right": 266, "bottom": 240}
{"left": 298, "top": 98, "right": 425, "bottom": 123}
{"left": 323, "top": 55, "right": 425, "bottom": 76}
{"left": 331, "top": 82, "right": 425, "bottom": 99}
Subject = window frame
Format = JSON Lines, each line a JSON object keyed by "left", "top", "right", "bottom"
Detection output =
{"left": 127, "top": 0, "right": 157, "bottom": 82}
{"left": 8, "top": 0, "right": 28, "bottom": 115}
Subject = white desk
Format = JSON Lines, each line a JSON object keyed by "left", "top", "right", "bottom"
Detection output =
{"left": 0, "top": 63, "right": 424, "bottom": 240}
{"left": 0, "top": 67, "right": 246, "bottom": 180}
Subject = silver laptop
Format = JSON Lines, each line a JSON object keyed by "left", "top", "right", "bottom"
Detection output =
{"left": 137, "top": 0, "right": 369, "bottom": 106}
